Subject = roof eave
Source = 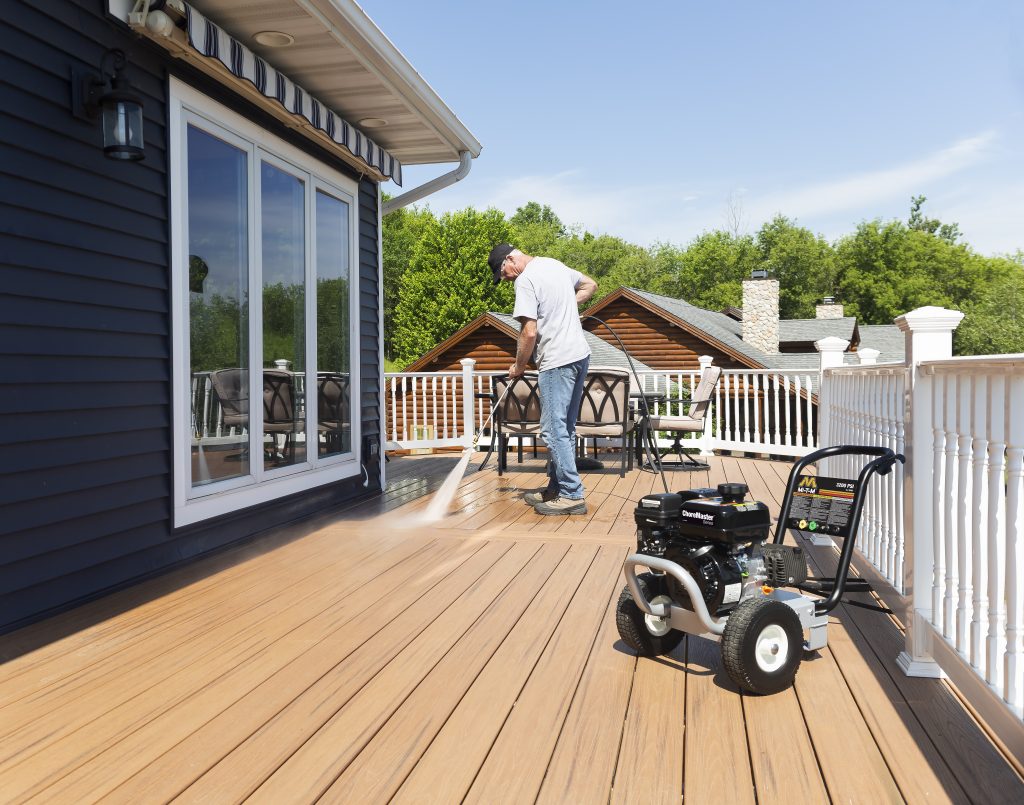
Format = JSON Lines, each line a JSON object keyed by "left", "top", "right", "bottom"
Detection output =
{"left": 304, "top": 0, "right": 482, "bottom": 162}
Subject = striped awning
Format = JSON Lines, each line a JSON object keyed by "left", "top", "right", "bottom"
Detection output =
{"left": 182, "top": 3, "right": 402, "bottom": 185}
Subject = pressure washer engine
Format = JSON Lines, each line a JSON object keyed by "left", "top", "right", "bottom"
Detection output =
{"left": 617, "top": 445, "right": 904, "bottom": 694}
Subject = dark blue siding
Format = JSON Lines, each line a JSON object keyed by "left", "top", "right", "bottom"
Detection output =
{"left": 0, "top": 0, "right": 384, "bottom": 634}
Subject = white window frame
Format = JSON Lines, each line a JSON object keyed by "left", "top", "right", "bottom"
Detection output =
{"left": 169, "top": 78, "right": 361, "bottom": 527}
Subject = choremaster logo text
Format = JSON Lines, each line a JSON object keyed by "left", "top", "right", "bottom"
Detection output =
{"left": 680, "top": 509, "right": 714, "bottom": 523}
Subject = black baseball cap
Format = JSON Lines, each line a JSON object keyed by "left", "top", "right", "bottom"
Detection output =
{"left": 488, "top": 243, "right": 515, "bottom": 284}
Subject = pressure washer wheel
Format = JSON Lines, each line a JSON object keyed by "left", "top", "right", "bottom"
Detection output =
{"left": 616, "top": 572, "right": 684, "bottom": 656}
{"left": 721, "top": 597, "right": 804, "bottom": 694}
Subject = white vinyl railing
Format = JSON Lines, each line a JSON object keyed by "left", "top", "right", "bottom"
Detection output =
{"left": 818, "top": 365, "right": 908, "bottom": 592}
{"left": 916, "top": 357, "right": 1024, "bottom": 720}
{"left": 816, "top": 309, "right": 1024, "bottom": 755}
{"left": 383, "top": 361, "right": 817, "bottom": 456}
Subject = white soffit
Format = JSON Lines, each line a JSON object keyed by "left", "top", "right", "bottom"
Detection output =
{"left": 185, "top": 0, "right": 480, "bottom": 167}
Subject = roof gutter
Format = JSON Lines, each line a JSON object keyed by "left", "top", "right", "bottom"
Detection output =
{"left": 382, "top": 150, "right": 473, "bottom": 216}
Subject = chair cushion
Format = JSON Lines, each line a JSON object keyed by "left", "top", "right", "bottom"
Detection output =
{"left": 576, "top": 421, "right": 635, "bottom": 437}
{"left": 646, "top": 414, "right": 704, "bottom": 431}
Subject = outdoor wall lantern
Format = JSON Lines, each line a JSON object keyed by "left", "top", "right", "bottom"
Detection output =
{"left": 72, "top": 49, "right": 145, "bottom": 161}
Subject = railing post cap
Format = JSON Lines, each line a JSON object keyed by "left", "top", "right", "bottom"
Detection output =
{"left": 894, "top": 306, "right": 965, "bottom": 333}
{"left": 815, "top": 336, "right": 850, "bottom": 353}
{"left": 459, "top": 357, "right": 476, "bottom": 367}
{"left": 698, "top": 355, "right": 714, "bottom": 367}
{"left": 858, "top": 347, "right": 881, "bottom": 365}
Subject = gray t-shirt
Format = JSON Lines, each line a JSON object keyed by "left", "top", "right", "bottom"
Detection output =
{"left": 512, "top": 256, "right": 591, "bottom": 371}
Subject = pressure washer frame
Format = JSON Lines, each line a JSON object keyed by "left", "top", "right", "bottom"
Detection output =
{"left": 621, "top": 444, "right": 904, "bottom": 651}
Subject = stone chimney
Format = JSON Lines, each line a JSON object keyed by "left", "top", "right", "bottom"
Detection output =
{"left": 815, "top": 296, "right": 844, "bottom": 319}
{"left": 742, "top": 270, "right": 779, "bottom": 354}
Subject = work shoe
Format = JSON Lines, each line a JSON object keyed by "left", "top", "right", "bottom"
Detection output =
{"left": 534, "top": 497, "right": 588, "bottom": 516}
{"left": 524, "top": 488, "right": 559, "bottom": 505}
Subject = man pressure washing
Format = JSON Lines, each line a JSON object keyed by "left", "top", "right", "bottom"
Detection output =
{"left": 489, "top": 244, "right": 598, "bottom": 515}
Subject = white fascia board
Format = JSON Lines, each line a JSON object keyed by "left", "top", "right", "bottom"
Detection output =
{"left": 300, "top": 0, "right": 482, "bottom": 161}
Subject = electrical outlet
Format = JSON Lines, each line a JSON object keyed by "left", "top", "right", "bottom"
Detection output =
{"left": 363, "top": 435, "right": 380, "bottom": 458}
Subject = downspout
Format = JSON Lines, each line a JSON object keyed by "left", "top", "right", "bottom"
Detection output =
{"left": 382, "top": 150, "right": 473, "bottom": 216}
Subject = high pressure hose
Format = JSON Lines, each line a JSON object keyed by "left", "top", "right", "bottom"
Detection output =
{"left": 580, "top": 315, "right": 669, "bottom": 494}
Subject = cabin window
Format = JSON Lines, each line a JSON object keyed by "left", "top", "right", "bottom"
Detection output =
{"left": 169, "top": 79, "right": 361, "bottom": 526}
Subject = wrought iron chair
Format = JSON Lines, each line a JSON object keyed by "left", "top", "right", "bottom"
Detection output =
{"left": 262, "top": 370, "right": 298, "bottom": 464}
{"left": 643, "top": 364, "right": 722, "bottom": 470}
{"left": 492, "top": 373, "right": 543, "bottom": 475}
{"left": 317, "top": 372, "right": 350, "bottom": 455}
{"left": 575, "top": 367, "right": 635, "bottom": 477}
{"left": 209, "top": 368, "right": 298, "bottom": 464}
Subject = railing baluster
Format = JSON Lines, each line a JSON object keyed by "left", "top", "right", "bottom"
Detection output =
{"left": 894, "top": 370, "right": 906, "bottom": 592}
{"left": 970, "top": 373, "right": 989, "bottom": 672}
{"left": 956, "top": 374, "right": 974, "bottom": 655}
{"left": 931, "top": 370, "right": 946, "bottom": 626}
{"left": 943, "top": 373, "right": 959, "bottom": 640}
{"left": 742, "top": 373, "right": 751, "bottom": 444}
{"left": 716, "top": 372, "right": 724, "bottom": 443}
{"left": 771, "top": 374, "right": 781, "bottom": 448}
{"left": 794, "top": 375, "right": 803, "bottom": 449}
{"left": 403, "top": 374, "right": 411, "bottom": 438}
{"left": 1005, "top": 373, "right": 1024, "bottom": 711}
{"left": 753, "top": 372, "right": 762, "bottom": 447}
{"left": 780, "top": 375, "right": 791, "bottom": 447}
{"left": 986, "top": 374, "right": 1007, "bottom": 690}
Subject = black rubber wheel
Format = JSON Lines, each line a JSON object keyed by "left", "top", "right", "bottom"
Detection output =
{"left": 616, "top": 573, "right": 684, "bottom": 656}
{"left": 721, "top": 597, "right": 803, "bottom": 694}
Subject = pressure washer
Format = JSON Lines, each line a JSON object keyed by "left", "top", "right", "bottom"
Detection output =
{"left": 582, "top": 316, "right": 905, "bottom": 694}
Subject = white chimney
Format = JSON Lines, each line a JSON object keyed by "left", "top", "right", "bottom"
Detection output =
{"left": 742, "top": 270, "right": 779, "bottom": 354}
{"left": 815, "top": 296, "right": 844, "bottom": 319}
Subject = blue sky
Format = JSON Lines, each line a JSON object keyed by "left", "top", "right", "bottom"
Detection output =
{"left": 363, "top": 1, "right": 1024, "bottom": 256}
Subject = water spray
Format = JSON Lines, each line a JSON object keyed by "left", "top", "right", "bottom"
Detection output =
{"left": 417, "top": 378, "right": 516, "bottom": 524}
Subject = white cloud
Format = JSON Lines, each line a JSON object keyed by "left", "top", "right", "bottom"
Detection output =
{"left": 744, "top": 132, "right": 998, "bottom": 223}
{"left": 404, "top": 131, "right": 1019, "bottom": 253}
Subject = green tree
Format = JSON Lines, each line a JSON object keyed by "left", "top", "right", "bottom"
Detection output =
{"left": 663, "top": 230, "right": 759, "bottom": 310}
{"left": 908, "top": 195, "right": 961, "bottom": 244}
{"left": 551, "top": 232, "right": 646, "bottom": 292}
{"left": 755, "top": 216, "right": 837, "bottom": 318}
{"left": 509, "top": 201, "right": 564, "bottom": 256}
{"left": 392, "top": 207, "right": 515, "bottom": 365}
{"left": 382, "top": 201, "right": 435, "bottom": 360}
{"left": 834, "top": 218, "right": 1010, "bottom": 325}
{"left": 954, "top": 258, "right": 1024, "bottom": 355}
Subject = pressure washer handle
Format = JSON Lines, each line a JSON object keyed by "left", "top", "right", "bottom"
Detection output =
{"left": 773, "top": 445, "right": 905, "bottom": 616}
{"left": 774, "top": 445, "right": 899, "bottom": 543}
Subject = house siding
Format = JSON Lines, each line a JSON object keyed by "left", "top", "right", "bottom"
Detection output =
{"left": 0, "top": 0, "right": 382, "bottom": 633}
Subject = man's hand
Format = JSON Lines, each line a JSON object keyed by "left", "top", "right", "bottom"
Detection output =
{"left": 508, "top": 362, "right": 524, "bottom": 378}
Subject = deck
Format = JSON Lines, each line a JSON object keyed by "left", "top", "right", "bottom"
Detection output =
{"left": 1, "top": 453, "right": 1021, "bottom": 803}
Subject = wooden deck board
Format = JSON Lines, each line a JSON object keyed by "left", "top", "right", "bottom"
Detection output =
{"left": 1, "top": 453, "right": 1019, "bottom": 804}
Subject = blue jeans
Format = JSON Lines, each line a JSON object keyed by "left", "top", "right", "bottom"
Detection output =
{"left": 538, "top": 356, "right": 590, "bottom": 500}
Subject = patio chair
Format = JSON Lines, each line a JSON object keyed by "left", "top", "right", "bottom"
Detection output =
{"left": 575, "top": 367, "right": 635, "bottom": 477}
{"left": 262, "top": 369, "right": 298, "bottom": 464}
{"left": 209, "top": 368, "right": 298, "bottom": 464}
{"left": 209, "top": 368, "right": 248, "bottom": 433}
{"left": 643, "top": 364, "right": 722, "bottom": 470}
{"left": 317, "top": 372, "right": 351, "bottom": 454}
{"left": 492, "top": 373, "right": 543, "bottom": 475}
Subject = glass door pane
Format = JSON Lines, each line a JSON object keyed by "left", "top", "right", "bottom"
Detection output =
{"left": 187, "top": 125, "right": 249, "bottom": 487}
{"left": 261, "top": 161, "right": 306, "bottom": 470}
{"left": 315, "top": 190, "right": 351, "bottom": 457}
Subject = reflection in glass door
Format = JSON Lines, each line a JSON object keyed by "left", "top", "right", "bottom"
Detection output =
{"left": 261, "top": 161, "right": 306, "bottom": 470}
{"left": 187, "top": 125, "right": 249, "bottom": 487}
{"left": 315, "top": 190, "right": 351, "bottom": 457}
